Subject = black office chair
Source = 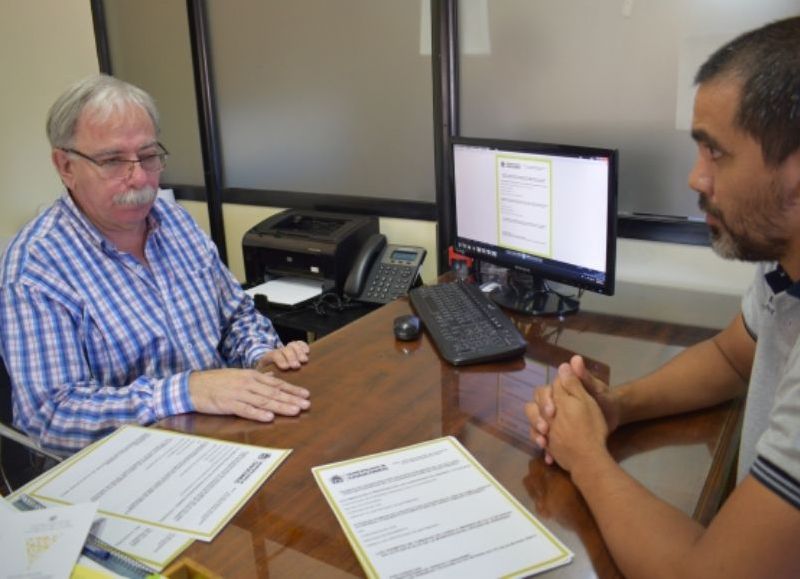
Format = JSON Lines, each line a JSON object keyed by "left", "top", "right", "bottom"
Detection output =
{"left": 0, "top": 358, "right": 61, "bottom": 492}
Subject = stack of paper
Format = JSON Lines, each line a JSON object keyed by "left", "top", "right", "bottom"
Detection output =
{"left": 9, "top": 425, "right": 291, "bottom": 576}
{"left": 245, "top": 277, "right": 324, "bottom": 306}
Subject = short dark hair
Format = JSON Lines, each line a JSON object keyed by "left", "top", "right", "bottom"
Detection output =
{"left": 695, "top": 16, "right": 800, "bottom": 165}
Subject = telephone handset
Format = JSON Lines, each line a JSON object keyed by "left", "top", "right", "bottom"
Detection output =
{"left": 343, "top": 234, "right": 426, "bottom": 304}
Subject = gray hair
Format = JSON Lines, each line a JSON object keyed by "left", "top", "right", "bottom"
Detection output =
{"left": 46, "top": 74, "right": 160, "bottom": 149}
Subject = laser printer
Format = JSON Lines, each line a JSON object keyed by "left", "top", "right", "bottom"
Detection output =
{"left": 242, "top": 209, "right": 379, "bottom": 292}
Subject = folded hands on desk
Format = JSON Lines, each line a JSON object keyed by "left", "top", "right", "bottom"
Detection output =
{"left": 526, "top": 355, "right": 618, "bottom": 467}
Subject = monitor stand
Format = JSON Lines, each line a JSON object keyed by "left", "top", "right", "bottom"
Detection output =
{"left": 489, "top": 274, "right": 579, "bottom": 317}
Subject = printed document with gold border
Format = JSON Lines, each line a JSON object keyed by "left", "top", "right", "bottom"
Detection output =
{"left": 313, "top": 436, "right": 572, "bottom": 578}
{"left": 19, "top": 425, "right": 290, "bottom": 546}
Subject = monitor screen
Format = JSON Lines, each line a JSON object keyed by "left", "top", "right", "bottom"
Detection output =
{"left": 452, "top": 137, "right": 617, "bottom": 315}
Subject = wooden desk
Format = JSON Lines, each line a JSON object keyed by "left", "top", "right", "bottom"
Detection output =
{"left": 158, "top": 298, "right": 742, "bottom": 578}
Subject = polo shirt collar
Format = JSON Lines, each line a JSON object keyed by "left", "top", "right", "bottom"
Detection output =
{"left": 764, "top": 264, "right": 800, "bottom": 299}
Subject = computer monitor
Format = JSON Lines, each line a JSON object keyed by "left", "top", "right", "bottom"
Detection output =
{"left": 452, "top": 137, "right": 618, "bottom": 316}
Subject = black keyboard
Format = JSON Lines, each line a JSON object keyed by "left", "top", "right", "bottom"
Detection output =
{"left": 409, "top": 282, "right": 527, "bottom": 366}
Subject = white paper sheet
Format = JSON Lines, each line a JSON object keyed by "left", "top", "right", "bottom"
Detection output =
{"left": 30, "top": 495, "right": 192, "bottom": 571}
{"left": 313, "top": 437, "right": 572, "bottom": 578}
{"left": 24, "top": 425, "right": 291, "bottom": 542}
{"left": 0, "top": 502, "right": 97, "bottom": 579}
{"left": 246, "top": 277, "right": 324, "bottom": 306}
{"left": 0, "top": 495, "right": 17, "bottom": 513}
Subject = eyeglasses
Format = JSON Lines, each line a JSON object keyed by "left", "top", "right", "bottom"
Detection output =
{"left": 61, "top": 143, "right": 169, "bottom": 180}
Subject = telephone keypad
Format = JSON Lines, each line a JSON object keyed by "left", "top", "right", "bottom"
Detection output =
{"left": 363, "top": 264, "right": 416, "bottom": 303}
{"left": 345, "top": 240, "right": 425, "bottom": 305}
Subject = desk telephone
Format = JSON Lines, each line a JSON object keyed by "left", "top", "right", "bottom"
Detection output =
{"left": 344, "top": 234, "right": 426, "bottom": 304}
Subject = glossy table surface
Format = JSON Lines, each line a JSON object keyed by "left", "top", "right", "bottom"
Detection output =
{"left": 158, "top": 298, "right": 741, "bottom": 578}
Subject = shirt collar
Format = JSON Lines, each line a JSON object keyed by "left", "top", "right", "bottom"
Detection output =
{"left": 58, "top": 190, "right": 162, "bottom": 253}
{"left": 59, "top": 191, "right": 106, "bottom": 250}
{"left": 764, "top": 264, "right": 800, "bottom": 299}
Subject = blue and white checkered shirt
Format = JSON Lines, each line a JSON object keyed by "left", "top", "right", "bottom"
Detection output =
{"left": 0, "top": 194, "right": 281, "bottom": 455}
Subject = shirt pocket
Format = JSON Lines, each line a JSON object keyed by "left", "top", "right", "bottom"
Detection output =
{"left": 169, "top": 263, "right": 222, "bottom": 347}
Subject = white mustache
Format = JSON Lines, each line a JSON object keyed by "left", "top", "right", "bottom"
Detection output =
{"left": 112, "top": 186, "right": 157, "bottom": 207}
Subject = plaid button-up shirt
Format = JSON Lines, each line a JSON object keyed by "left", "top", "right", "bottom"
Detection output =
{"left": 0, "top": 194, "right": 281, "bottom": 455}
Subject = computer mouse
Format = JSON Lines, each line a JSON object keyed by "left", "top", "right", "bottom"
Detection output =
{"left": 393, "top": 314, "right": 422, "bottom": 341}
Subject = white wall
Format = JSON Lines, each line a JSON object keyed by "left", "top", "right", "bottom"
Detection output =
{"left": 0, "top": 1, "right": 99, "bottom": 240}
{"left": 581, "top": 238, "right": 754, "bottom": 329}
{"left": 617, "top": 238, "right": 754, "bottom": 296}
{"left": 0, "top": 3, "right": 750, "bottom": 330}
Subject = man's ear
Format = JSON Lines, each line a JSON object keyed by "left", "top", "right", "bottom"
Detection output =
{"left": 783, "top": 149, "right": 800, "bottom": 203}
{"left": 51, "top": 149, "right": 77, "bottom": 190}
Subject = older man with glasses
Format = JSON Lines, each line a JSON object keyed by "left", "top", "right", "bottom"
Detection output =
{"left": 0, "top": 74, "right": 311, "bottom": 456}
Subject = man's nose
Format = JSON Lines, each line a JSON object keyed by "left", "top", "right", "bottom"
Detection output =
{"left": 126, "top": 160, "right": 150, "bottom": 187}
{"left": 688, "top": 156, "right": 713, "bottom": 197}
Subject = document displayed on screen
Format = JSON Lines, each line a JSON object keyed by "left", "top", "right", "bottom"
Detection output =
{"left": 454, "top": 144, "right": 609, "bottom": 272}
{"left": 497, "top": 155, "right": 552, "bottom": 256}
{"left": 313, "top": 437, "right": 572, "bottom": 578}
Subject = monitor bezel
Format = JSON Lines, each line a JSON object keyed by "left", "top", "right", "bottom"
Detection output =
{"left": 450, "top": 136, "right": 618, "bottom": 297}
